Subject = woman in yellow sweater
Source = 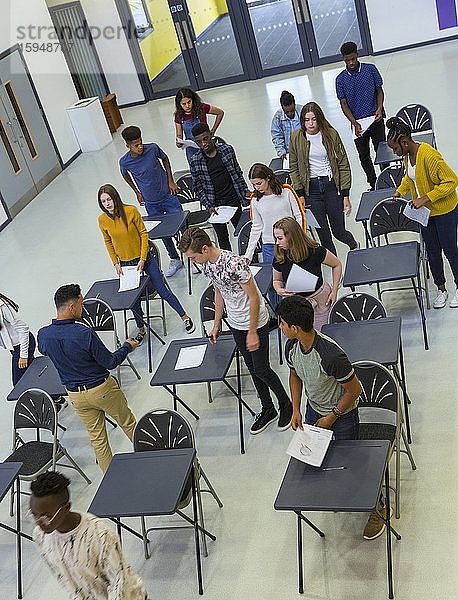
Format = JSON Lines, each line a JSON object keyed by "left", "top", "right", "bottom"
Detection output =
{"left": 98, "top": 184, "right": 194, "bottom": 342}
{"left": 387, "top": 117, "right": 458, "bottom": 309}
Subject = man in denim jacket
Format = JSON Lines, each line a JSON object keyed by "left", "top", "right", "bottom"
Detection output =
{"left": 271, "top": 90, "right": 303, "bottom": 160}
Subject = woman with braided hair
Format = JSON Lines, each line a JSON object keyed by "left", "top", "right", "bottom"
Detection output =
{"left": 387, "top": 116, "right": 458, "bottom": 309}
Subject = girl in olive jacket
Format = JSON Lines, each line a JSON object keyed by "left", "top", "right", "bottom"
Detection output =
{"left": 289, "top": 102, "right": 358, "bottom": 254}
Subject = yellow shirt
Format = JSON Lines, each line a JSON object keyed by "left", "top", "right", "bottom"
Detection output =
{"left": 397, "top": 143, "right": 458, "bottom": 217}
{"left": 98, "top": 204, "right": 148, "bottom": 264}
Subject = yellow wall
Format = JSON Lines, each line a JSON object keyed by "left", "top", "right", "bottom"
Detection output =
{"left": 139, "top": 0, "right": 228, "bottom": 81}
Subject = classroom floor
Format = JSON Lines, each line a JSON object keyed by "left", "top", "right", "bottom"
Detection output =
{"left": 1, "top": 39, "right": 457, "bottom": 600}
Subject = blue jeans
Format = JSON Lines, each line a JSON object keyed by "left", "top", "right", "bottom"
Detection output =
{"left": 145, "top": 195, "right": 182, "bottom": 260}
{"left": 262, "top": 243, "right": 278, "bottom": 308}
{"left": 421, "top": 204, "right": 458, "bottom": 287}
{"left": 120, "top": 254, "right": 186, "bottom": 328}
{"left": 305, "top": 403, "right": 359, "bottom": 440}
{"left": 11, "top": 332, "right": 36, "bottom": 386}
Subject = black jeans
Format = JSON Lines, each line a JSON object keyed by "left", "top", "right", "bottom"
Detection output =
{"left": 354, "top": 119, "right": 389, "bottom": 188}
{"left": 212, "top": 204, "right": 242, "bottom": 251}
{"left": 421, "top": 204, "right": 458, "bottom": 287}
{"left": 11, "top": 332, "right": 36, "bottom": 386}
{"left": 230, "top": 322, "right": 290, "bottom": 412}
{"left": 306, "top": 177, "right": 357, "bottom": 255}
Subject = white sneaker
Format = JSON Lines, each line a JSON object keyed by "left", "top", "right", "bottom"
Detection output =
{"left": 449, "top": 289, "right": 458, "bottom": 308}
{"left": 165, "top": 259, "right": 183, "bottom": 278}
{"left": 433, "top": 289, "right": 448, "bottom": 309}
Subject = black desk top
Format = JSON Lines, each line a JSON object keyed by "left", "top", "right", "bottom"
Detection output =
{"left": 150, "top": 336, "right": 236, "bottom": 386}
{"left": 343, "top": 242, "right": 419, "bottom": 287}
{"left": 375, "top": 133, "right": 434, "bottom": 165}
{"left": 144, "top": 210, "right": 189, "bottom": 240}
{"left": 252, "top": 263, "right": 273, "bottom": 297}
{"left": 321, "top": 317, "right": 401, "bottom": 366}
{"left": 88, "top": 449, "right": 195, "bottom": 517}
{"left": 0, "top": 463, "right": 22, "bottom": 502}
{"left": 275, "top": 440, "right": 390, "bottom": 512}
{"left": 84, "top": 276, "right": 149, "bottom": 311}
{"left": 356, "top": 189, "right": 412, "bottom": 222}
{"left": 7, "top": 356, "right": 65, "bottom": 402}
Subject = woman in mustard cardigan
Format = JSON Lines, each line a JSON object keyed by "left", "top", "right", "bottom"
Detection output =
{"left": 98, "top": 184, "right": 195, "bottom": 342}
{"left": 387, "top": 117, "right": 458, "bottom": 309}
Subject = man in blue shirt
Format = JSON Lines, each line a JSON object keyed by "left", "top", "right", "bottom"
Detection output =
{"left": 38, "top": 284, "right": 139, "bottom": 472}
{"left": 119, "top": 125, "right": 183, "bottom": 277}
{"left": 335, "top": 41, "right": 389, "bottom": 190}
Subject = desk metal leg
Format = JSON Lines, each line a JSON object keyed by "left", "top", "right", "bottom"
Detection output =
{"left": 362, "top": 221, "right": 372, "bottom": 248}
{"left": 414, "top": 275, "right": 429, "bottom": 350}
{"left": 187, "top": 257, "right": 192, "bottom": 295}
{"left": 162, "top": 385, "right": 200, "bottom": 420}
{"left": 297, "top": 512, "right": 303, "bottom": 594}
{"left": 145, "top": 288, "right": 152, "bottom": 373}
{"left": 222, "top": 377, "right": 256, "bottom": 455}
{"left": 384, "top": 464, "right": 394, "bottom": 600}
{"left": 191, "top": 467, "right": 203, "bottom": 595}
{"left": 16, "top": 478, "right": 22, "bottom": 600}
{"left": 396, "top": 338, "right": 412, "bottom": 443}
{"left": 116, "top": 518, "right": 122, "bottom": 544}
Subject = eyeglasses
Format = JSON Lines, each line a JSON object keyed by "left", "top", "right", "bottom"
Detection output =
{"left": 27, "top": 503, "right": 67, "bottom": 526}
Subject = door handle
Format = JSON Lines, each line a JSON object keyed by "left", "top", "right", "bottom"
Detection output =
{"left": 174, "top": 22, "right": 188, "bottom": 50}
{"left": 291, "top": 0, "right": 303, "bottom": 25}
{"left": 181, "top": 20, "right": 194, "bottom": 48}
{"left": 299, "top": 0, "right": 311, "bottom": 22}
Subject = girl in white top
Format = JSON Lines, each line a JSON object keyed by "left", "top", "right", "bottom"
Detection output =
{"left": 244, "top": 163, "right": 305, "bottom": 264}
{"left": 0, "top": 292, "right": 35, "bottom": 386}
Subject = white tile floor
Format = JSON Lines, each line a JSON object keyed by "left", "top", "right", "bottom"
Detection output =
{"left": 1, "top": 40, "right": 458, "bottom": 600}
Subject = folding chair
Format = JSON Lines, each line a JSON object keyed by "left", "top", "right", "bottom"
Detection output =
{"left": 237, "top": 221, "right": 262, "bottom": 262}
{"left": 274, "top": 169, "right": 291, "bottom": 185}
{"left": 375, "top": 164, "right": 405, "bottom": 190}
{"left": 396, "top": 103, "right": 436, "bottom": 147}
{"left": 329, "top": 292, "right": 387, "bottom": 324}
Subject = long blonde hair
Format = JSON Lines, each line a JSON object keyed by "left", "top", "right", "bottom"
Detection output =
{"left": 273, "top": 217, "right": 319, "bottom": 263}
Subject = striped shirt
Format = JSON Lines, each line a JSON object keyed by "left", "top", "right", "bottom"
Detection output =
{"left": 33, "top": 512, "right": 145, "bottom": 600}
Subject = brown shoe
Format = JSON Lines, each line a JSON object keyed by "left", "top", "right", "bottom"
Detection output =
{"left": 363, "top": 506, "right": 393, "bottom": 540}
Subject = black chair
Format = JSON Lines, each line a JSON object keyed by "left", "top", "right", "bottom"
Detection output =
{"left": 133, "top": 409, "right": 222, "bottom": 558}
{"left": 329, "top": 292, "right": 386, "bottom": 324}
{"left": 353, "top": 361, "right": 416, "bottom": 518}
{"left": 395, "top": 103, "right": 436, "bottom": 147}
{"left": 5, "top": 389, "right": 91, "bottom": 514}
{"left": 175, "top": 174, "right": 211, "bottom": 227}
{"left": 80, "top": 298, "right": 141, "bottom": 384}
{"left": 274, "top": 169, "right": 291, "bottom": 184}
{"left": 375, "top": 165, "right": 405, "bottom": 190}
{"left": 237, "top": 221, "right": 262, "bottom": 262}
{"left": 268, "top": 157, "right": 283, "bottom": 171}
{"left": 369, "top": 199, "right": 430, "bottom": 308}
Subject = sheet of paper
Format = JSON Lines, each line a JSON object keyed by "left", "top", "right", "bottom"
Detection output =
{"left": 282, "top": 154, "right": 289, "bottom": 169}
{"left": 118, "top": 265, "right": 140, "bottom": 293}
{"left": 286, "top": 424, "right": 333, "bottom": 467}
{"left": 208, "top": 205, "right": 238, "bottom": 224}
{"left": 305, "top": 208, "right": 320, "bottom": 229}
{"left": 143, "top": 220, "right": 161, "bottom": 232}
{"left": 285, "top": 263, "right": 318, "bottom": 293}
{"left": 403, "top": 202, "right": 430, "bottom": 227}
{"left": 249, "top": 265, "right": 262, "bottom": 277}
{"left": 352, "top": 115, "right": 376, "bottom": 139}
{"left": 175, "top": 344, "right": 207, "bottom": 370}
{"left": 176, "top": 137, "right": 199, "bottom": 149}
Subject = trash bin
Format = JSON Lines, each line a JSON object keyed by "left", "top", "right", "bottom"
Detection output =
{"left": 101, "top": 93, "right": 123, "bottom": 133}
{"left": 66, "top": 97, "right": 112, "bottom": 152}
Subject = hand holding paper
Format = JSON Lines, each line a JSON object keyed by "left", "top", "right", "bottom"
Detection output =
{"left": 118, "top": 265, "right": 141, "bottom": 292}
{"left": 286, "top": 424, "right": 333, "bottom": 467}
{"left": 285, "top": 263, "right": 318, "bottom": 293}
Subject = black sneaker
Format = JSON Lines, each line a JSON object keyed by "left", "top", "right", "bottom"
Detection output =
{"left": 250, "top": 407, "right": 278, "bottom": 435}
{"left": 134, "top": 331, "right": 145, "bottom": 346}
{"left": 184, "top": 318, "right": 195, "bottom": 334}
{"left": 278, "top": 402, "right": 293, "bottom": 431}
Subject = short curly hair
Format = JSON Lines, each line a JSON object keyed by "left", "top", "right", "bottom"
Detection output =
{"left": 30, "top": 471, "right": 70, "bottom": 501}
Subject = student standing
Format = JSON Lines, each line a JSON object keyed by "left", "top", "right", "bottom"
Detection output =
{"left": 119, "top": 125, "right": 183, "bottom": 277}
{"left": 289, "top": 102, "right": 358, "bottom": 254}
{"left": 178, "top": 227, "right": 293, "bottom": 435}
{"left": 190, "top": 123, "right": 250, "bottom": 251}
{"left": 30, "top": 471, "right": 146, "bottom": 600}
{"left": 97, "top": 184, "right": 195, "bottom": 339}
{"left": 270, "top": 90, "right": 303, "bottom": 160}
{"left": 0, "top": 293, "right": 35, "bottom": 386}
{"left": 174, "top": 87, "right": 224, "bottom": 163}
{"left": 272, "top": 217, "right": 342, "bottom": 331}
{"left": 38, "top": 284, "right": 139, "bottom": 472}
{"left": 387, "top": 117, "right": 458, "bottom": 309}
{"left": 336, "top": 41, "right": 389, "bottom": 190}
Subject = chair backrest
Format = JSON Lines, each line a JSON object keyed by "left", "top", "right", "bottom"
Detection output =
{"left": 80, "top": 298, "right": 116, "bottom": 333}
{"left": 369, "top": 199, "right": 420, "bottom": 241}
{"left": 395, "top": 104, "right": 433, "bottom": 133}
{"left": 375, "top": 165, "right": 405, "bottom": 190}
{"left": 133, "top": 409, "right": 194, "bottom": 451}
{"left": 175, "top": 174, "right": 196, "bottom": 207}
{"left": 14, "top": 389, "right": 57, "bottom": 434}
{"left": 199, "top": 285, "right": 228, "bottom": 335}
{"left": 353, "top": 361, "right": 398, "bottom": 442}
{"left": 237, "top": 220, "right": 261, "bottom": 260}
{"left": 172, "top": 169, "right": 191, "bottom": 181}
{"left": 274, "top": 169, "right": 291, "bottom": 184}
{"left": 329, "top": 293, "right": 387, "bottom": 324}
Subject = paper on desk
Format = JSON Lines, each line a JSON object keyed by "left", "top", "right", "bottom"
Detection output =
{"left": 249, "top": 265, "right": 262, "bottom": 277}
{"left": 352, "top": 115, "right": 376, "bottom": 139}
{"left": 403, "top": 203, "right": 430, "bottom": 227}
{"left": 118, "top": 265, "right": 140, "bottom": 293}
{"left": 208, "top": 205, "right": 238, "bottom": 224}
{"left": 175, "top": 344, "right": 207, "bottom": 370}
{"left": 285, "top": 263, "right": 318, "bottom": 293}
{"left": 305, "top": 209, "right": 320, "bottom": 229}
{"left": 144, "top": 220, "right": 161, "bottom": 232}
{"left": 283, "top": 154, "right": 289, "bottom": 169}
{"left": 286, "top": 424, "right": 333, "bottom": 467}
{"left": 176, "top": 137, "right": 199, "bottom": 149}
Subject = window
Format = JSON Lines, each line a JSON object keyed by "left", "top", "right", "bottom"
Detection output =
{"left": 128, "top": 0, "right": 154, "bottom": 38}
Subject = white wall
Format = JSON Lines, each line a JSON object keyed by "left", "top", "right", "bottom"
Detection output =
{"left": 2, "top": 0, "right": 80, "bottom": 163}
{"left": 366, "top": 0, "right": 458, "bottom": 52}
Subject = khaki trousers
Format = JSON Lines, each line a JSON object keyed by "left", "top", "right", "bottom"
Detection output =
{"left": 67, "top": 376, "right": 136, "bottom": 472}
